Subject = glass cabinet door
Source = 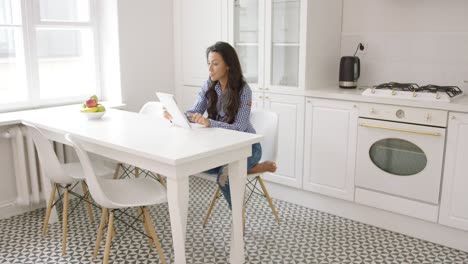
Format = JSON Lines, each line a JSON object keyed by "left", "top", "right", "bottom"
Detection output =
{"left": 267, "top": 0, "right": 300, "bottom": 88}
{"left": 233, "top": 0, "right": 262, "bottom": 86}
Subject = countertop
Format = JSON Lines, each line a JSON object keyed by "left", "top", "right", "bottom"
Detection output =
{"left": 265, "top": 86, "right": 468, "bottom": 113}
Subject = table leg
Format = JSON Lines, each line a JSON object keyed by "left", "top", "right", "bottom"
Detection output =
{"left": 166, "top": 175, "right": 189, "bottom": 264}
{"left": 228, "top": 159, "right": 247, "bottom": 264}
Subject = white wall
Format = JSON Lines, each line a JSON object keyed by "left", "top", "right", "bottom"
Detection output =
{"left": 0, "top": 1, "right": 175, "bottom": 218}
{"left": 341, "top": 0, "right": 468, "bottom": 89}
{"left": 118, "top": 0, "right": 175, "bottom": 112}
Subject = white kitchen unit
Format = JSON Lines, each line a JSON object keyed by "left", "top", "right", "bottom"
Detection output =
{"left": 228, "top": 0, "right": 342, "bottom": 93}
{"left": 303, "top": 98, "right": 358, "bottom": 201}
{"left": 439, "top": 112, "right": 468, "bottom": 231}
{"left": 252, "top": 93, "right": 304, "bottom": 188}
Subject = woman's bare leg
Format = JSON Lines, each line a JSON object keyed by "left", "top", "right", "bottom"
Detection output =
{"left": 247, "top": 161, "right": 277, "bottom": 174}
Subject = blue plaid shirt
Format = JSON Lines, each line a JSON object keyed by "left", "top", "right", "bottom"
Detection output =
{"left": 186, "top": 79, "right": 256, "bottom": 134}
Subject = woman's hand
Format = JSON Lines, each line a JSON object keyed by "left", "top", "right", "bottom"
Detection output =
{"left": 163, "top": 109, "right": 173, "bottom": 122}
{"left": 188, "top": 113, "right": 210, "bottom": 127}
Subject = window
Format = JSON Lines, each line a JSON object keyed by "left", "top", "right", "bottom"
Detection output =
{"left": 0, "top": 0, "right": 99, "bottom": 111}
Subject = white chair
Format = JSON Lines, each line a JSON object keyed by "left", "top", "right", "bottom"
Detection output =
{"left": 202, "top": 109, "right": 280, "bottom": 226}
{"left": 23, "top": 123, "right": 113, "bottom": 256}
{"left": 65, "top": 133, "right": 168, "bottom": 264}
{"left": 113, "top": 102, "right": 166, "bottom": 187}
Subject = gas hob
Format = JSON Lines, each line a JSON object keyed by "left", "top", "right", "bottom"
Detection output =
{"left": 362, "top": 82, "right": 464, "bottom": 102}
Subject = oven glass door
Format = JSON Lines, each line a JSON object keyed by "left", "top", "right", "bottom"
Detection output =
{"left": 355, "top": 118, "right": 446, "bottom": 204}
{"left": 369, "top": 138, "right": 427, "bottom": 176}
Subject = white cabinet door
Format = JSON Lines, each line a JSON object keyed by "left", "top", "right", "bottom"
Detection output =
{"left": 179, "top": 0, "right": 228, "bottom": 86}
{"left": 303, "top": 98, "right": 358, "bottom": 201}
{"left": 439, "top": 113, "right": 468, "bottom": 231}
{"left": 229, "top": 0, "right": 307, "bottom": 92}
{"left": 229, "top": 0, "right": 265, "bottom": 91}
{"left": 261, "top": 93, "right": 304, "bottom": 188}
{"left": 264, "top": 0, "right": 306, "bottom": 91}
{"left": 251, "top": 91, "right": 264, "bottom": 110}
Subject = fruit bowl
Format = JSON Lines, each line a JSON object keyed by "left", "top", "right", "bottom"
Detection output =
{"left": 81, "top": 111, "right": 106, "bottom": 120}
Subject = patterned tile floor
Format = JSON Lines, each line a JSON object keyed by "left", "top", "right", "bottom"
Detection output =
{"left": 0, "top": 176, "right": 467, "bottom": 263}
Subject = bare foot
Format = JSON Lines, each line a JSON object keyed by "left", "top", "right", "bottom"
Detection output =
{"left": 262, "top": 161, "right": 277, "bottom": 172}
{"left": 248, "top": 161, "right": 277, "bottom": 174}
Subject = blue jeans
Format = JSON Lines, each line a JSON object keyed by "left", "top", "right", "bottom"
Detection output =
{"left": 205, "top": 143, "right": 262, "bottom": 208}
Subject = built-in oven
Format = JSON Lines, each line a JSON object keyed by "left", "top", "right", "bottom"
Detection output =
{"left": 355, "top": 103, "right": 447, "bottom": 205}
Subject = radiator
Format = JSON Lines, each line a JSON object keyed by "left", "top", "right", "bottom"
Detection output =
{"left": 1, "top": 125, "right": 66, "bottom": 206}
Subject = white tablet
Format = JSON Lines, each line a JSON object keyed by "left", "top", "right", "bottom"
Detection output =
{"left": 155, "top": 92, "right": 194, "bottom": 129}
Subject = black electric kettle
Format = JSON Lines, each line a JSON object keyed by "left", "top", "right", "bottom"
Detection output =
{"left": 339, "top": 56, "right": 360, "bottom": 88}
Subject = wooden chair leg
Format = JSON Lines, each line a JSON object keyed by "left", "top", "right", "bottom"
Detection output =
{"left": 156, "top": 173, "right": 166, "bottom": 188}
{"left": 134, "top": 167, "right": 140, "bottom": 178}
{"left": 113, "top": 163, "right": 121, "bottom": 179}
{"left": 202, "top": 187, "right": 220, "bottom": 226}
{"left": 61, "top": 188, "right": 69, "bottom": 256}
{"left": 42, "top": 183, "right": 56, "bottom": 237}
{"left": 257, "top": 176, "right": 280, "bottom": 222}
{"left": 93, "top": 208, "right": 108, "bottom": 260}
{"left": 103, "top": 210, "right": 114, "bottom": 264}
{"left": 81, "top": 182, "right": 94, "bottom": 223}
{"left": 142, "top": 207, "right": 166, "bottom": 264}
{"left": 137, "top": 207, "right": 152, "bottom": 247}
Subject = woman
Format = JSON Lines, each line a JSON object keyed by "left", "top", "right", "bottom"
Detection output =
{"left": 165, "top": 41, "right": 276, "bottom": 208}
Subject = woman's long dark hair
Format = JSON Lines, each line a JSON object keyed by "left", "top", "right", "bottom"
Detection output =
{"left": 205, "top": 41, "right": 246, "bottom": 124}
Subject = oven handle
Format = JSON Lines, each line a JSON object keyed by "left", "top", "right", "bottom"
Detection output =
{"left": 359, "top": 123, "right": 442, "bottom": 136}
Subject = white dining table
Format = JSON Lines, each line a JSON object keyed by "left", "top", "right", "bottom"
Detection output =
{"left": 19, "top": 105, "right": 262, "bottom": 264}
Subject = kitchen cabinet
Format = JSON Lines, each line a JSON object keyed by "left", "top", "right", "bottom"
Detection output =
{"left": 228, "top": 0, "right": 342, "bottom": 93}
{"left": 228, "top": 0, "right": 305, "bottom": 92}
{"left": 252, "top": 92, "right": 304, "bottom": 188}
{"left": 439, "top": 112, "right": 468, "bottom": 231}
{"left": 303, "top": 98, "right": 358, "bottom": 201}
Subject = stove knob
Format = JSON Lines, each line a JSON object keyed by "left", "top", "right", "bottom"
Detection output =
{"left": 396, "top": 109, "right": 405, "bottom": 119}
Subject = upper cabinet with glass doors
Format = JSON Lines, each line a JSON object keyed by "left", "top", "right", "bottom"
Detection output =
{"left": 229, "top": 0, "right": 343, "bottom": 92}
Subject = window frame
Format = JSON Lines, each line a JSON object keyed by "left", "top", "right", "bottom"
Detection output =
{"left": 0, "top": 0, "right": 101, "bottom": 112}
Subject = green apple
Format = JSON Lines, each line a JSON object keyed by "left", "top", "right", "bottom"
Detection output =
{"left": 96, "top": 105, "right": 106, "bottom": 112}
{"left": 90, "top": 95, "right": 98, "bottom": 102}
{"left": 82, "top": 103, "right": 87, "bottom": 108}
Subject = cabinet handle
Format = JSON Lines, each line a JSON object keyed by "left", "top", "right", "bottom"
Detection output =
{"left": 259, "top": 95, "right": 263, "bottom": 99}
{"left": 464, "top": 80, "right": 468, "bottom": 83}
{"left": 451, "top": 115, "right": 456, "bottom": 120}
{"left": 265, "top": 87, "right": 269, "bottom": 90}
{"left": 258, "top": 87, "right": 264, "bottom": 90}
{"left": 359, "top": 123, "right": 441, "bottom": 136}
{"left": 307, "top": 100, "right": 311, "bottom": 103}
{"left": 353, "top": 104, "right": 357, "bottom": 108}
{"left": 265, "top": 96, "right": 269, "bottom": 99}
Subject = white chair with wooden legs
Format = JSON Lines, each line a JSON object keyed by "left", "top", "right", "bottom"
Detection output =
{"left": 201, "top": 109, "right": 280, "bottom": 227}
{"left": 24, "top": 123, "right": 113, "bottom": 256}
{"left": 65, "top": 134, "right": 168, "bottom": 264}
{"left": 113, "top": 102, "right": 166, "bottom": 187}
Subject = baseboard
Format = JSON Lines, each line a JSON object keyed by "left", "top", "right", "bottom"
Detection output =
{"left": 0, "top": 201, "right": 46, "bottom": 220}
{"left": 263, "top": 180, "right": 468, "bottom": 253}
